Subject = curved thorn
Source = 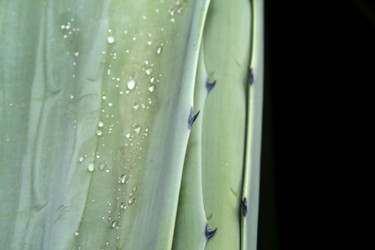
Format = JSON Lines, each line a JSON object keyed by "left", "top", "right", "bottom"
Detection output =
{"left": 205, "top": 223, "right": 217, "bottom": 240}
{"left": 248, "top": 67, "right": 254, "bottom": 85}
{"left": 188, "top": 107, "right": 200, "bottom": 129}
{"left": 205, "top": 77, "right": 216, "bottom": 92}
{"left": 241, "top": 197, "right": 247, "bottom": 216}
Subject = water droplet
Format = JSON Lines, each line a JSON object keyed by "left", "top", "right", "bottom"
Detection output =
{"left": 150, "top": 77, "right": 156, "bottom": 83}
{"left": 88, "top": 163, "right": 95, "bottom": 172}
{"left": 133, "top": 124, "right": 141, "bottom": 134}
{"left": 78, "top": 156, "right": 84, "bottom": 162}
{"left": 148, "top": 85, "right": 155, "bottom": 92}
{"left": 127, "top": 79, "right": 136, "bottom": 90}
{"left": 107, "top": 36, "right": 115, "bottom": 44}
{"left": 108, "top": 103, "right": 113, "bottom": 107}
{"left": 120, "top": 202, "right": 127, "bottom": 210}
{"left": 111, "top": 221, "right": 118, "bottom": 228}
{"left": 96, "top": 130, "right": 103, "bottom": 136}
{"left": 145, "top": 68, "right": 152, "bottom": 75}
{"left": 125, "top": 133, "right": 131, "bottom": 139}
{"left": 98, "top": 121, "right": 104, "bottom": 127}
{"left": 98, "top": 162, "right": 106, "bottom": 171}
{"left": 156, "top": 46, "right": 163, "bottom": 54}
{"left": 74, "top": 52, "right": 79, "bottom": 57}
{"left": 147, "top": 40, "right": 152, "bottom": 46}
{"left": 102, "top": 95, "right": 107, "bottom": 100}
{"left": 133, "top": 186, "right": 137, "bottom": 192}
{"left": 133, "top": 103, "right": 139, "bottom": 110}
{"left": 120, "top": 174, "right": 128, "bottom": 184}
{"left": 128, "top": 197, "right": 135, "bottom": 205}
{"left": 74, "top": 231, "right": 79, "bottom": 236}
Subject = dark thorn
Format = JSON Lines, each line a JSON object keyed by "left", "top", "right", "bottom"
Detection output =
{"left": 188, "top": 107, "right": 200, "bottom": 129}
{"left": 205, "top": 77, "right": 216, "bottom": 92}
{"left": 248, "top": 67, "right": 254, "bottom": 85}
{"left": 241, "top": 197, "right": 247, "bottom": 217}
{"left": 205, "top": 223, "right": 217, "bottom": 240}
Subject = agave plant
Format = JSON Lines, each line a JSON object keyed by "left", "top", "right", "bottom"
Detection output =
{"left": 0, "top": 0, "right": 263, "bottom": 249}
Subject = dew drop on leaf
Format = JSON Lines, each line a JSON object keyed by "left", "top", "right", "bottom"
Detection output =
{"left": 107, "top": 36, "right": 115, "bottom": 44}
{"left": 98, "top": 162, "right": 106, "bottom": 171}
{"left": 128, "top": 197, "right": 135, "bottom": 205}
{"left": 88, "top": 163, "right": 95, "bottom": 172}
{"left": 134, "top": 126, "right": 141, "bottom": 134}
{"left": 120, "top": 202, "right": 127, "bottom": 210}
{"left": 127, "top": 79, "right": 136, "bottom": 90}
{"left": 133, "top": 103, "right": 140, "bottom": 110}
{"left": 156, "top": 46, "right": 163, "bottom": 54}
{"left": 111, "top": 221, "right": 118, "bottom": 228}
{"left": 120, "top": 174, "right": 128, "bottom": 184}
{"left": 148, "top": 85, "right": 155, "bottom": 92}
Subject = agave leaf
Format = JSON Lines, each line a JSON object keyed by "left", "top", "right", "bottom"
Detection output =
{"left": 172, "top": 46, "right": 209, "bottom": 250}
{"left": 241, "top": 0, "right": 264, "bottom": 249}
{"left": 172, "top": 0, "right": 253, "bottom": 249}
{"left": 200, "top": 0, "right": 251, "bottom": 249}
{"left": 172, "top": 0, "right": 255, "bottom": 248}
{"left": 0, "top": 0, "right": 210, "bottom": 249}
{"left": 0, "top": 0, "right": 263, "bottom": 249}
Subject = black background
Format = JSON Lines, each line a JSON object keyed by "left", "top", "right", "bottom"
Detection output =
{"left": 258, "top": 0, "right": 374, "bottom": 249}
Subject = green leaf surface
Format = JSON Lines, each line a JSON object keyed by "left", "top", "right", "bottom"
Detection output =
{"left": 1, "top": 0, "right": 210, "bottom": 249}
{"left": 172, "top": 46, "right": 209, "bottom": 250}
{"left": 0, "top": 0, "right": 262, "bottom": 249}
{"left": 200, "top": 0, "right": 252, "bottom": 249}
